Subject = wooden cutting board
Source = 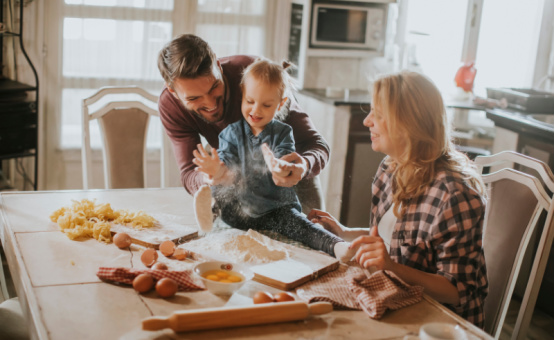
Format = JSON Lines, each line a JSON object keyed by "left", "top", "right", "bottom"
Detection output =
{"left": 249, "top": 248, "right": 339, "bottom": 290}
{"left": 183, "top": 229, "right": 339, "bottom": 290}
{"left": 110, "top": 213, "right": 198, "bottom": 249}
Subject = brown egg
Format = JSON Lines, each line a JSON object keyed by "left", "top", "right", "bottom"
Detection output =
{"left": 140, "top": 249, "right": 158, "bottom": 267}
{"left": 253, "top": 291, "right": 275, "bottom": 304}
{"left": 113, "top": 232, "right": 132, "bottom": 249}
{"left": 133, "top": 273, "right": 154, "bottom": 293}
{"left": 274, "top": 292, "right": 295, "bottom": 303}
{"left": 173, "top": 248, "right": 188, "bottom": 260}
{"left": 151, "top": 262, "right": 168, "bottom": 270}
{"left": 156, "top": 278, "right": 178, "bottom": 298}
{"left": 159, "top": 240, "right": 176, "bottom": 257}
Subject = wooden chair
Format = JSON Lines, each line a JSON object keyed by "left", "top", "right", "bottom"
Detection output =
{"left": 82, "top": 86, "right": 169, "bottom": 189}
{"left": 474, "top": 151, "right": 553, "bottom": 339}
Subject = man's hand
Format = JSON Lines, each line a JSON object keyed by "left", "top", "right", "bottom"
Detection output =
{"left": 271, "top": 152, "right": 308, "bottom": 187}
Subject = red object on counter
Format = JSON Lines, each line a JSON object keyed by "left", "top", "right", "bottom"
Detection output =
{"left": 454, "top": 62, "right": 477, "bottom": 92}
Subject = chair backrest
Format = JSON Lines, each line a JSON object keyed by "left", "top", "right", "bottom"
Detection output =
{"left": 474, "top": 151, "right": 553, "bottom": 339}
{"left": 82, "top": 86, "right": 164, "bottom": 189}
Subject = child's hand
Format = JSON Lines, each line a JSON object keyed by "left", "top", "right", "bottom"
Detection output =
{"left": 307, "top": 209, "right": 346, "bottom": 237}
{"left": 192, "top": 144, "right": 226, "bottom": 181}
{"left": 261, "top": 143, "right": 291, "bottom": 177}
{"left": 272, "top": 152, "right": 308, "bottom": 188}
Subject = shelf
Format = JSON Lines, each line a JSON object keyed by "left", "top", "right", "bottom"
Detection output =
{"left": 0, "top": 31, "right": 21, "bottom": 37}
{"left": 0, "top": 0, "right": 39, "bottom": 191}
{"left": 0, "top": 151, "right": 36, "bottom": 160}
{"left": 0, "top": 78, "right": 37, "bottom": 92}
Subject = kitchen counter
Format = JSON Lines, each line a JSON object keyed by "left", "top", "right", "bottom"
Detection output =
{"left": 485, "top": 108, "right": 554, "bottom": 144}
{"left": 446, "top": 100, "right": 554, "bottom": 144}
{"left": 299, "top": 89, "right": 371, "bottom": 107}
{"left": 300, "top": 90, "right": 555, "bottom": 145}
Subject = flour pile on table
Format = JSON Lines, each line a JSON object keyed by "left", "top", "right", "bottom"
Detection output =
{"left": 184, "top": 229, "right": 290, "bottom": 264}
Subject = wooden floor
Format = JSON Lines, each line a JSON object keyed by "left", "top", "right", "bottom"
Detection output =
{"left": 1, "top": 246, "right": 553, "bottom": 339}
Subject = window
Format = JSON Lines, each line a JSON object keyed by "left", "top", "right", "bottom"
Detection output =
{"left": 195, "top": 0, "right": 267, "bottom": 57}
{"left": 57, "top": 0, "right": 269, "bottom": 149}
{"left": 402, "top": 0, "right": 551, "bottom": 97}
{"left": 473, "top": 0, "right": 547, "bottom": 95}
{"left": 60, "top": 0, "right": 173, "bottom": 148}
{"left": 403, "top": 0, "right": 468, "bottom": 94}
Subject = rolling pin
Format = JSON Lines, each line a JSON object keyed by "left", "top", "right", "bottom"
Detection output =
{"left": 142, "top": 301, "right": 333, "bottom": 332}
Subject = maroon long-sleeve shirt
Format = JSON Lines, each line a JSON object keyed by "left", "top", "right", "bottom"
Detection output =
{"left": 158, "top": 55, "right": 330, "bottom": 195}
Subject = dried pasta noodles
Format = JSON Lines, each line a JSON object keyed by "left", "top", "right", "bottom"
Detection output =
{"left": 50, "top": 199, "right": 156, "bottom": 243}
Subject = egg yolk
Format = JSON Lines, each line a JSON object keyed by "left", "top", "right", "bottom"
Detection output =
{"left": 228, "top": 275, "right": 241, "bottom": 282}
{"left": 206, "top": 274, "right": 220, "bottom": 281}
{"left": 216, "top": 271, "right": 229, "bottom": 279}
{"left": 202, "top": 270, "right": 244, "bottom": 283}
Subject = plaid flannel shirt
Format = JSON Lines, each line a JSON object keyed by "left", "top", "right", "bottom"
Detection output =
{"left": 370, "top": 161, "right": 488, "bottom": 328}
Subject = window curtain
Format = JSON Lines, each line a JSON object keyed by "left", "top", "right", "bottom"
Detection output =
{"left": 41, "top": 0, "right": 275, "bottom": 190}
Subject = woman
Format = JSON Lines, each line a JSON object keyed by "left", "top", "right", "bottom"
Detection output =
{"left": 308, "top": 71, "right": 488, "bottom": 327}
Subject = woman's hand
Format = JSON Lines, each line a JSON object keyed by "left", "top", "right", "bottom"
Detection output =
{"left": 307, "top": 209, "right": 346, "bottom": 237}
{"left": 351, "top": 226, "right": 394, "bottom": 271}
{"left": 192, "top": 144, "right": 227, "bottom": 184}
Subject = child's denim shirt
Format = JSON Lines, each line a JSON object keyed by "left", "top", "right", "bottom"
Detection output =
{"left": 217, "top": 119, "right": 301, "bottom": 217}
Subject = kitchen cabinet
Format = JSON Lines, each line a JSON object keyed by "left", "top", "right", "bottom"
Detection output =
{"left": 297, "top": 89, "right": 384, "bottom": 227}
{"left": 0, "top": 0, "right": 39, "bottom": 190}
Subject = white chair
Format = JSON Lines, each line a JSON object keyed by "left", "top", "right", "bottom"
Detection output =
{"left": 82, "top": 86, "right": 169, "bottom": 189}
{"left": 0, "top": 297, "right": 29, "bottom": 340}
{"left": 474, "top": 151, "right": 553, "bottom": 339}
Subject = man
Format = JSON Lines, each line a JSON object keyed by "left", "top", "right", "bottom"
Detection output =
{"left": 156, "top": 34, "right": 329, "bottom": 212}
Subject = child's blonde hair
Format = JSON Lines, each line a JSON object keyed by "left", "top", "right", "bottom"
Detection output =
{"left": 240, "top": 58, "right": 297, "bottom": 120}
{"left": 241, "top": 58, "right": 296, "bottom": 98}
{"left": 372, "top": 71, "right": 486, "bottom": 217}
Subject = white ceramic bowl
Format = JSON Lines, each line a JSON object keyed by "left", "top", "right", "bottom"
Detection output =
{"left": 193, "top": 261, "right": 254, "bottom": 296}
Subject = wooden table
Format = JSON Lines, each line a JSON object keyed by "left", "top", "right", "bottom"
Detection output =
{"left": 0, "top": 188, "right": 493, "bottom": 340}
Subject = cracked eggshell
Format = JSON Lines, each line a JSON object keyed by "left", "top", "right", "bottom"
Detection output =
{"left": 159, "top": 240, "right": 176, "bottom": 257}
{"left": 140, "top": 249, "right": 158, "bottom": 267}
{"left": 173, "top": 248, "right": 188, "bottom": 260}
{"left": 152, "top": 262, "right": 168, "bottom": 270}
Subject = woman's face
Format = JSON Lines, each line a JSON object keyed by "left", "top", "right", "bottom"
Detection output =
{"left": 363, "top": 103, "right": 403, "bottom": 159}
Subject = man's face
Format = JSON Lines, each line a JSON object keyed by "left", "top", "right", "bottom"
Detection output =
{"left": 168, "top": 64, "right": 225, "bottom": 124}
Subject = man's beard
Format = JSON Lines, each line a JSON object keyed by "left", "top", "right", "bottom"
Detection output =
{"left": 192, "top": 98, "right": 225, "bottom": 124}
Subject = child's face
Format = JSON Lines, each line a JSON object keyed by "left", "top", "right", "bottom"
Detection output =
{"left": 241, "top": 75, "right": 286, "bottom": 135}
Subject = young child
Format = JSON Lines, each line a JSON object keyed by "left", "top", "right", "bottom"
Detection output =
{"left": 193, "top": 58, "right": 353, "bottom": 262}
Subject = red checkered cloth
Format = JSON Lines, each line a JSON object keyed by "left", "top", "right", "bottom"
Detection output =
{"left": 296, "top": 263, "right": 424, "bottom": 319}
{"left": 97, "top": 267, "right": 206, "bottom": 291}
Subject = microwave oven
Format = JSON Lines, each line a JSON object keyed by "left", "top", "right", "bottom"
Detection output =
{"left": 310, "top": 1, "right": 388, "bottom": 51}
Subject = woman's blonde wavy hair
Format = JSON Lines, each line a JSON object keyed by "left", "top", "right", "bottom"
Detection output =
{"left": 371, "top": 71, "right": 485, "bottom": 218}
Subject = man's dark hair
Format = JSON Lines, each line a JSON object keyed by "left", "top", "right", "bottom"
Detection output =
{"left": 157, "top": 34, "right": 217, "bottom": 88}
